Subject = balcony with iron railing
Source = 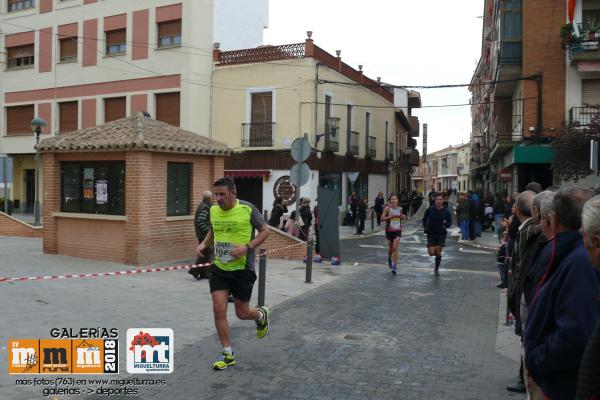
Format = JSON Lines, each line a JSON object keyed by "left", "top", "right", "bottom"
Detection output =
{"left": 367, "top": 136, "right": 376, "bottom": 158}
{"left": 347, "top": 130, "right": 359, "bottom": 156}
{"left": 241, "top": 122, "right": 275, "bottom": 147}
{"left": 489, "top": 115, "right": 522, "bottom": 157}
{"left": 499, "top": 41, "right": 522, "bottom": 65}
{"left": 569, "top": 106, "right": 600, "bottom": 126}
{"left": 323, "top": 121, "right": 339, "bottom": 152}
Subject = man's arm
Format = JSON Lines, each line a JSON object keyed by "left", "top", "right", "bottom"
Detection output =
{"left": 422, "top": 208, "right": 429, "bottom": 231}
{"left": 197, "top": 228, "right": 213, "bottom": 256}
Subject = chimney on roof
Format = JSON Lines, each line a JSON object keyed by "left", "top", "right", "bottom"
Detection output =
{"left": 358, "top": 65, "right": 364, "bottom": 84}
{"left": 336, "top": 50, "right": 342, "bottom": 72}
{"left": 305, "top": 31, "right": 314, "bottom": 57}
{"left": 212, "top": 42, "right": 221, "bottom": 63}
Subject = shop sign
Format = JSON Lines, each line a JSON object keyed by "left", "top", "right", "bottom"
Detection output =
{"left": 500, "top": 168, "right": 512, "bottom": 182}
{"left": 273, "top": 176, "right": 297, "bottom": 206}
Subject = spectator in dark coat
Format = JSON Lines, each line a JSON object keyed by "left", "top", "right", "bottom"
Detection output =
{"left": 524, "top": 186, "right": 600, "bottom": 400}
{"left": 268, "top": 197, "right": 287, "bottom": 229}
{"left": 348, "top": 191, "right": 359, "bottom": 226}
{"left": 577, "top": 194, "right": 600, "bottom": 399}
{"left": 374, "top": 192, "right": 385, "bottom": 225}
{"left": 493, "top": 192, "right": 506, "bottom": 240}
{"left": 299, "top": 198, "right": 312, "bottom": 241}
{"left": 356, "top": 197, "right": 368, "bottom": 235}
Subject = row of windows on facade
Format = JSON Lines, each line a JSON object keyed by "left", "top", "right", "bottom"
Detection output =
{"left": 6, "top": 20, "right": 182, "bottom": 70}
{"left": 61, "top": 161, "right": 191, "bottom": 216}
{"left": 5, "top": 92, "right": 180, "bottom": 135}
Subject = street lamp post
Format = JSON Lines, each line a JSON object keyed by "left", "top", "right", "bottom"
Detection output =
{"left": 314, "top": 117, "right": 341, "bottom": 147}
{"left": 31, "top": 117, "right": 46, "bottom": 226}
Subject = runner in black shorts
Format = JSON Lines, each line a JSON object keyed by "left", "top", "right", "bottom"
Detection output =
{"left": 381, "top": 194, "right": 406, "bottom": 275}
{"left": 197, "top": 178, "right": 270, "bottom": 370}
{"left": 422, "top": 193, "right": 452, "bottom": 276}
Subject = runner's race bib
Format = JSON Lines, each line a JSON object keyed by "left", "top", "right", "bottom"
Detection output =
{"left": 390, "top": 218, "right": 402, "bottom": 230}
{"left": 215, "top": 242, "right": 236, "bottom": 263}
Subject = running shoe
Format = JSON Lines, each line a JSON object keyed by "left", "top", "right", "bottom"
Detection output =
{"left": 256, "top": 306, "right": 270, "bottom": 338}
{"left": 434, "top": 268, "right": 440, "bottom": 276}
{"left": 391, "top": 265, "right": 397, "bottom": 275}
{"left": 213, "top": 351, "right": 236, "bottom": 370}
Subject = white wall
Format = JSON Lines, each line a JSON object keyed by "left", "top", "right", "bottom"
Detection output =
{"left": 213, "top": 0, "right": 268, "bottom": 50}
{"left": 262, "top": 168, "right": 318, "bottom": 218}
{"left": 368, "top": 174, "right": 387, "bottom": 204}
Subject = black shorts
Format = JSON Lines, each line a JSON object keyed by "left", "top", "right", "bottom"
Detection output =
{"left": 427, "top": 234, "right": 447, "bottom": 248}
{"left": 209, "top": 265, "right": 257, "bottom": 302}
{"left": 386, "top": 230, "right": 402, "bottom": 241}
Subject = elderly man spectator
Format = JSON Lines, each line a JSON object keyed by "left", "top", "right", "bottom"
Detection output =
{"left": 576, "top": 195, "right": 600, "bottom": 399}
{"left": 523, "top": 186, "right": 600, "bottom": 399}
{"left": 189, "top": 191, "right": 213, "bottom": 280}
{"left": 506, "top": 190, "right": 537, "bottom": 393}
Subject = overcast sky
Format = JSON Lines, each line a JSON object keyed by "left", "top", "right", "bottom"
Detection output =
{"left": 264, "top": 0, "right": 484, "bottom": 154}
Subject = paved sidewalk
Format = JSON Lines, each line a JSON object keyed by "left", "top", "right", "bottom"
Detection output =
{"left": 0, "top": 236, "right": 361, "bottom": 400}
{"left": 457, "top": 229, "right": 499, "bottom": 251}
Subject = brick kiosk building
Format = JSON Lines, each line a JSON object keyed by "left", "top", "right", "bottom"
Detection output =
{"left": 37, "top": 113, "right": 230, "bottom": 265}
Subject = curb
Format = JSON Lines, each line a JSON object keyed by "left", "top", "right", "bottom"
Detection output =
{"left": 456, "top": 237, "right": 497, "bottom": 251}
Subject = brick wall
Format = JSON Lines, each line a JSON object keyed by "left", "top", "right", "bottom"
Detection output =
{"left": 0, "top": 212, "right": 43, "bottom": 238}
{"left": 261, "top": 226, "right": 306, "bottom": 260}
{"left": 523, "top": 0, "right": 566, "bottom": 136}
{"left": 57, "top": 218, "right": 126, "bottom": 263}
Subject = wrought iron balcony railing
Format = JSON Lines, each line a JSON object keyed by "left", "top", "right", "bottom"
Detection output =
{"left": 490, "top": 115, "right": 523, "bottom": 149}
{"left": 367, "top": 136, "right": 376, "bottom": 158}
{"left": 569, "top": 106, "right": 600, "bottom": 126}
{"left": 499, "top": 41, "right": 522, "bottom": 65}
{"left": 347, "top": 130, "right": 359, "bottom": 156}
{"left": 241, "top": 122, "right": 275, "bottom": 147}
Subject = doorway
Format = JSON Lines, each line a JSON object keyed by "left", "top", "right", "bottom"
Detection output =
{"left": 234, "top": 177, "right": 263, "bottom": 212}
{"left": 25, "top": 169, "right": 35, "bottom": 213}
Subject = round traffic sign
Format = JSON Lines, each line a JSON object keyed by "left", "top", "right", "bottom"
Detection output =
{"left": 290, "top": 137, "right": 311, "bottom": 162}
{"left": 290, "top": 162, "right": 310, "bottom": 186}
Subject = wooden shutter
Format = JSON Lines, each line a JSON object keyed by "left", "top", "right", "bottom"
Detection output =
{"left": 250, "top": 92, "right": 272, "bottom": 123}
{"left": 6, "top": 104, "right": 34, "bottom": 136}
{"left": 104, "top": 97, "right": 126, "bottom": 122}
{"left": 582, "top": 80, "right": 600, "bottom": 105}
{"left": 59, "top": 38, "right": 77, "bottom": 61}
{"left": 7, "top": 44, "right": 33, "bottom": 59}
{"left": 158, "top": 20, "right": 181, "bottom": 38}
{"left": 106, "top": 29, "right": 126, "bottom": 45}
{"left": 59, "top": 101, "right": 78, "bottom": 133}
{"left": 155, "top": 92, "right": 180, "bottom": 127}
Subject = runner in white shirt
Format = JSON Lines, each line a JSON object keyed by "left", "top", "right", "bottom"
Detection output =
{"left": 381, "top": 194, "right": 406, "bottom": 275}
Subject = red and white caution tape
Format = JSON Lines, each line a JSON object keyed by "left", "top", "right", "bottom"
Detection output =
{"left": 0, "top": 241, "right": 310, "bottom": 284}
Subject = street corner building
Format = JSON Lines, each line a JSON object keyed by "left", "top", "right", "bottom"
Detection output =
{"left": 37, "top": 113, "right": 230, "bottom": 265}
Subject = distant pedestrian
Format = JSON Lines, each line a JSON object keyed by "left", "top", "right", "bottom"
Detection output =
{"left": 348, "top": 191, "right": 359, "bottom": 226}
{"left": 268, "top": 197, "right": 287, "bottom": 229}
{"left": 493, "top": 192, "right": 505, "bottom": 240}
{"left": 313, "top": 203, "right": 321, "bottom": 255}
{"left": 284, "top": 211, "right": 299, "bottom": 238}
{"left": 374, "top": 191, "right": 385, "bottom": 225}
{"left": 423, "top": 193, "right": 452, "bottom": 276}
{"left": 356, "top": 197, "right": 368, "bottom": 236}
{"left": 381, "top": 194, "right": 406, "bottom": 274}
{"left": 456, "top": 194, "right": 470, "bottom": 241}
{"left": 298, "top": 198, "right": 312, "bottom": 241}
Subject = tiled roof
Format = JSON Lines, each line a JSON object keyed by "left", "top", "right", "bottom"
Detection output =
{"left": 37, "top": 113, "right": 231, "bottom": 155}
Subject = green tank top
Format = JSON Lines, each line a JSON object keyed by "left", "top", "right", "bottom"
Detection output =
{"left": 210, "top": 200, "right": 253, "bottom": 271}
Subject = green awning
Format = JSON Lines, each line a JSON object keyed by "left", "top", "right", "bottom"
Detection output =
{"left": 513, "top": 145, "right": 554, "bottom": 164}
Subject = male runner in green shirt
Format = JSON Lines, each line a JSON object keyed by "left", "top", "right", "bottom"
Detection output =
{"left": 197, "top": 177, "right": 271, "bottom": 370}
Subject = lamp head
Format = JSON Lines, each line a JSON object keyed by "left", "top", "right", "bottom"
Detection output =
{"left": 30, "top": 117, "right": 46, "bottom": 134}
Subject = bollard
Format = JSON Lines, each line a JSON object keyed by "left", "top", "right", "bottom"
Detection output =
{"left": 257, "top": 249, "right": 267, "bottom": 307}
{"left": 371, "top": 209, "right": 375, "bottom": 231}
{"left": 305, "top": 239, "right": 313, "bottom": 283}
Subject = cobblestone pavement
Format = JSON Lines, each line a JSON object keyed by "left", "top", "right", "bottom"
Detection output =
{"left": 90, "top": 221, "right": 521, "bottom": 400}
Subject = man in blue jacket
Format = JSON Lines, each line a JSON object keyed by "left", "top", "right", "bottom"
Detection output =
{"left": 523, "top": 185, "right": 600, "bottom": 399}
